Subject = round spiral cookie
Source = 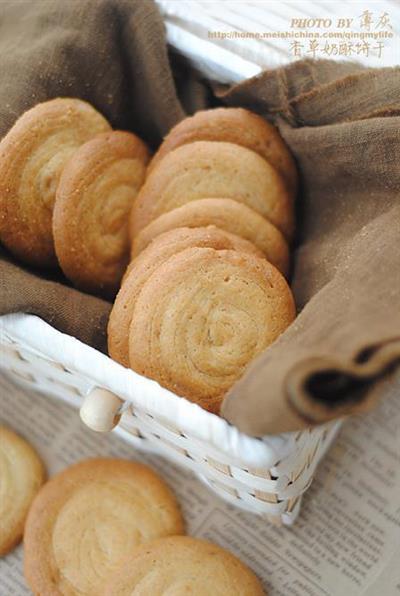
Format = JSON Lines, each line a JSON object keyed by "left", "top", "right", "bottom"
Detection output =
{"left": 104, "top": 536, "right": 266, "bottom": 596}
{"left": 148, "top": 106, "right": 297, "bottom": 197}
{"left": 129, "top": 248, "right": 296, "bottom": 412}
{"left": 108, "top": 226, "right": 262, "bottom": 368}
{"left": 0, "top": 426, "right": 46, "bottom": 556}
{"left": 53, "top": 131, "right": 150, "bottom": 297}
{"left": 24, "top": 458, "right": 184, "bottom": 596}
{"left": 129, "top": 141, "right": 294, "bottom": 240}
{"left": 0, "top": 98, "right": 111, "bottom": 267}
{"left": 131, "top": 198, "right": 289, "bottom": 276}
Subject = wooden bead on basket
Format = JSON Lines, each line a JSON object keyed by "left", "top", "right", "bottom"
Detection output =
{"left": 80, "top": 388, "right": 124, "bottom": 432}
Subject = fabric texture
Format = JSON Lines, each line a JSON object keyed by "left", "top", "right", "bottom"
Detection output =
{"left": 0, "top": 0, "right": 182, "bottom": 352}
{"left": 0, "top": 0, "right": 399, "bottom": 435}
{"left": 220, "top": 64, "right": 400, "bottom": 434}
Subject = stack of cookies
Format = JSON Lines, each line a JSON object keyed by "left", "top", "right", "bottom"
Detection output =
{"left": 109, "top": 108, "right": 297, "bottom": 414}
{"left": 130, "top": 107, "right": 297, "bottom": 274}
{"left": 0, "top": 98, "right": 150, "bottom": 297}
{"left": 0, "top": 100, "right": 297, "bottom": 415}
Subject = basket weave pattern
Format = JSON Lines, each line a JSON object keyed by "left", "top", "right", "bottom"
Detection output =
{"left": 0, "top": 314, "right": 341, "bottom": 525}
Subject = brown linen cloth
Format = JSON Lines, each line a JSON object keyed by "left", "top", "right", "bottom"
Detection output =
{"left": 0, "top": 0, "right": 183, "bottom": 353}
{"left": 0, "top": 0, "right": 399, "bottom": 435}
{"left": 220, "top": 65, "right": 400, "bottom": 434}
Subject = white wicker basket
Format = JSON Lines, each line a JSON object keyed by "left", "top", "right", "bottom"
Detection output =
{"left": 0, "top": 313, "right": 342, "bottom": 525}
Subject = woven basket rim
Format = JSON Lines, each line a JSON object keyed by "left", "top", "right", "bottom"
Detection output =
{"left": 0, "top": 313, "right": 340, "bottom": 470}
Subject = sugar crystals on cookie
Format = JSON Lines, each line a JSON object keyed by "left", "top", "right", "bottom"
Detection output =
{"left": 0, "top": 98, "right": 111, "bottom": 267}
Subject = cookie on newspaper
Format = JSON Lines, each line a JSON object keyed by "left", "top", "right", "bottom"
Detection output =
{"left": 104, "top": 536, "right": 266, "bottom": 595}
{"left": 24, "top": 458, "right": 184, "bottom": 595}
{"left": 0, "top": 426, "right": 46, "bottom": 555}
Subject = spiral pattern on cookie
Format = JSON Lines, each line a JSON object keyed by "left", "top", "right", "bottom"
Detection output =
{"left": 53, "top": 131, "right": 149, "bottom": 296}
{"left": 131, "top": 198, "right": 290, "bottom": 276}
{"left": 24, "top": 458, "right": 184, "bottom": 596}
{"left": 129, "top": 248, "right": 296, "bottom": 412}
{"left": 0, "top": 426, "right": 46, "bottom": 555}
{"left": 130, "top": 141, "right": 294, "bottom": 240}
{"left": 0, "top": 98, "right": 111, "bottom": 267}
{"left": 105, "top": 536, "right": 265, "bottom": 595}
{"left": 108, "top": 226, "right": 262, "bottom": 367}
{"left": 148, "top": 106, "right": 298, "bottom": 197}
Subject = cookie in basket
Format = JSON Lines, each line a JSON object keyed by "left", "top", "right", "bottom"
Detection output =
{"left": 0, "top": 426, "right": 46, "bottom": 556}
{"left": 53, "top": 130, "right": 150, "bottom": 297}
{"left": 131, "top": 197, "right": 289, "bottom": 276}
{"left": 148, "top": 106, "right": 297, "bottom": 197}
{"left": 129, "top": 141, "right": 294, "bottom": 239}
{"left": 104, "top": 535, "right": 265, "bottom": 595}
{"left": 128, "top": 247, "right": 296, "bottom": 413}
{"left": 108, "top": 225, "right": 262, "bottom": 367}
{"left": 0, "top": 98, "right": 111, "bottom": 267}
{"left": 24, "top": 458, "right": 184, "bottom": 595}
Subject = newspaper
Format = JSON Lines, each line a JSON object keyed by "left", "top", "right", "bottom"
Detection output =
{"left": 0, "top": 371, "right": 399, "bottom": 596}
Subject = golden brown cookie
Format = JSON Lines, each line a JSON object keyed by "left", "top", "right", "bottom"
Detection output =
{"left": 108, "top": 225, "right": 262, "bottom": 368}
{"left": 129, "top": 247, "right": 296, "bottom": 413}
{"left": 104, "top": 535, "right": 266, "bottom": 595}
{"left": 0, "top": 98, "right": 111, "bottom": 267}
{"left": 148, "top": 106, "right": 297, "bottom": 197}
{"left": 0, "top": 426, "right": 46, "bottom": 556}
{"left": 131, "top": 198, "right": 290, "bottom": 276}
{"left": 53, "top": 131, "right": 150, "bottom": 297}
{"left": 24, "top": 458, "right": 184, "bottom": 596}
{"left": 130, "top": 141, "right": 294, "bottom": 240}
